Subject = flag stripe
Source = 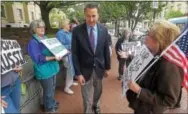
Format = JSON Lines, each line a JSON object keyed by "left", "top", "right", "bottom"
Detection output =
{"left": 163, "top": 53, "right": 182, "bottom": 68}
{"left": 162, "top": 29, "right": 188, "bottom": 92}
{"left": 172, "top": 45, "right": 188, "bottom": 73}
{"left": 167, "top": 48, "right": 183, "bottom": 63}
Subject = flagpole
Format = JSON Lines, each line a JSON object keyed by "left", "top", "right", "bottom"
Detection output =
{"left": 134, "top": 56, "right": 160, "bottom": 82}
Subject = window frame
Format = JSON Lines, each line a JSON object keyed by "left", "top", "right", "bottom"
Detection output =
{"left": 16, "top": 8, "right": 23, "bottom": 21}
{"left": 1, "top": 4, "right": 7, "bottom": 19}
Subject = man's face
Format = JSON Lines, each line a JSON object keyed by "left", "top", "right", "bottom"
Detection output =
{"left": 84, "top": 8, "right": 99, "bottom": 26}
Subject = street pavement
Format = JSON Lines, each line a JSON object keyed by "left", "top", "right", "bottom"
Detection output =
{"left": 52, "top": 36, "right": 188, "bottom": 113}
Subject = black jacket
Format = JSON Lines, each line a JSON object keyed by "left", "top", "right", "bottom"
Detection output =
{"left": 115, "top": 37, "right": 133, "bottom": 65}
{"left": 72, "top": 23, "right": 111, "bottom": 81}
{"left": 126, "top": 58, "right": 183, "bottom": 114}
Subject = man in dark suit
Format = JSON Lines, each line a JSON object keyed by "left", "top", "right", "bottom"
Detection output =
{"left": 72, "top": 3, "right": 111, "bottom": 114}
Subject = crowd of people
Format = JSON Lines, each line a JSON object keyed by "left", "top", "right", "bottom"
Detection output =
{"left": 1, "top": 3, "right": 186, "bottom": 114}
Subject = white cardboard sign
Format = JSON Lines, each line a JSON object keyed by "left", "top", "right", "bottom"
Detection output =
{"left": 41, "top": 38, "right": 69, "bottom": 58}
{"left": 122, "top": 44, "right": 154, "bottom": 96}
{"left": 121, "top": 41, "right": 142, "bottom": 56}
{"left": 1, "top": 39, "right": 26, "bottom": 74}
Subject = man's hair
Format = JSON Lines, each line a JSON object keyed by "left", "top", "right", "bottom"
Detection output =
{"left": 84, "top": 3, "right": 99, "bottom": 12}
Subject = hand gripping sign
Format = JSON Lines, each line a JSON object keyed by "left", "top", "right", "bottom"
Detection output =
{"left": 122, "top": 44, "right": 154, "bottom": 97}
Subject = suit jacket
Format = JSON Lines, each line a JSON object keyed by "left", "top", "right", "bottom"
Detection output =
{"left": 72, "top": 23, "right": 111, "bottom": 81}
{"left": 126, "top": 57, "right": 183, "bottom": 114}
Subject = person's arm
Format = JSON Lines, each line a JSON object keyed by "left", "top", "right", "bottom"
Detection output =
{"left": 108, "top": 33, "right": 112, "bottom": 46}
{"left": 0, "top": 96, "right": 7, "bottom": 108}
{"left": 71, "top": 28, "right": 81, "bottom": 76}
{"left": 115, "top": 39, "right": 119, "bottom": 56}
{"left": 137, "top": 61, "right": 183, "bottom": 107}
{"left": 104, "top": 29, "right": 111, "bottom": 70}
{"left": 27, "top": 40, "right": 56, "bottom": 64}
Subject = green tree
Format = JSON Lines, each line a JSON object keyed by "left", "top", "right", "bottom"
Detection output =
{"left": 98, "top": 1, "right": 166, "bottom": 35}
{"left": 49, "top": 8, "right": 67, "bottom": 28}
{"left": 123, "top": 1, "right": 166, "bottom": 31}
{"left": 165, "top": 9, "right": 184, "bottom": 19}
{"left": 33, "top": 1, "right": 79, "bottom": 32}
{"left": 61, "top": 3, "right": 85, "bottom": 23}
{"left": 99, "top": 2, "right": 126, "bottom": 36}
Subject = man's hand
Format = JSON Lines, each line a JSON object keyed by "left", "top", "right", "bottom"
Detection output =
{"left": 13, "top": 66, "right": 22, "bottom": 72}
{"left": 1, "top": 96, "right": 7, "bottom": 108}
{"left": 104, "top": 70, "right": 110, "bottom": 78}
{"left": 128, "top": 80, "right": 141, "bottom": 94}
{"left": 77, "top": 75, "right": 85, "bottom": 85}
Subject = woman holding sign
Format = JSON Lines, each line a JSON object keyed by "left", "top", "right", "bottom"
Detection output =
{"left": 115, "top": 29, "right": 133, "bottom": 80}
{"left": 27, "top": 20, "right": 61, "bottom": 113}
{"left": 56, "top": 18, "right": 78, "bottom": 95}
{"left": 125, "top": 20, "right": 183, "bottom": 113}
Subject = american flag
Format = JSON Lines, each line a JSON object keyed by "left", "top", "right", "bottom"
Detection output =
{"left": 163, "top": 28, "right": 188, "bottom": 92}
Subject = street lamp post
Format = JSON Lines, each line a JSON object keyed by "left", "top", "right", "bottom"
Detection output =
{"left": 152, "top": 1, "right": 158, "bottom": 23}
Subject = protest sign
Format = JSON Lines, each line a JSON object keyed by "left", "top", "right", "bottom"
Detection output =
{"left": 41, "top": 38, "right": 69, "bottom": 58}
{"left": 122, "top": 44, "right": 154, "bottom": 96}
{"left": 1, "top": 39, "right": 26, "bottom": 74}
{"left": 121, "top": 41, "right": 142, "bottom": 56}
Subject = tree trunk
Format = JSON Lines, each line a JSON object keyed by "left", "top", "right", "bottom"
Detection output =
{"left": 128, "top": 18, "right": 131, "bottom": 29}
{"left": 114, "top": 19, "right": 120, "bottom": 37}
{"left": 132, "top": 13, "right": 141, "bottom": 32}
{"left": 132, "top": 19, "right": 138, "bottom": 32}
{"left": 40, "top": 7, "right": 52, "bottom": 33}
{"left": 114, "top": 20, "right": 118, "bottom": 37}
{"left": 117, "top": 20, "right": 120, "bottom": 36}
{"left": 130, "top": 20, "right": 135, "bottom": 32}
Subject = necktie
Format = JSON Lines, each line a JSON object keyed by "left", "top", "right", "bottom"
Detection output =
{"left": 89, "top": 27, "right": 95, "bottom": 52}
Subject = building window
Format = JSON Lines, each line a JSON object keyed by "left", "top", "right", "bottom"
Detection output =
{"left": 17, "top": 8, "right": 23, "bottom": 20}
{"left": 31, "top": 11, "right": 34, "bottom": 20}
{"left": 1, "top": 4, "right": 6, "bottom": 18}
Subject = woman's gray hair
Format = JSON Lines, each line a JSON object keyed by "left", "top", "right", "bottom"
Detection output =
{"left": 29, "top": 20, "right": 45, "bottom": 34}
{"left": 59, "top": 18, "right": 70, "bottom": 29}
{"left": 124, "top": 28, "right": 131, "bottom": 35}
{"left": 122, "top": 28, "right": 132, "bottom": 39}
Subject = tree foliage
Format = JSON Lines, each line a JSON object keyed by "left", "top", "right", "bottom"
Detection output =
{"left": 98, "top": 1, "right": 166, "bottom": 35}
{"left": 165, "top": 9, "right": 184, "bottom": 19}
{"left": 61, "top": 3, "right": 85, "bottom": 23}
{"left": 99, "top": 2, "right": 126, "bottom": 23}
{"left": 2, "top": 1, "right": 166, "bottom": 34}
{"left": 33, "top": 1, "right": 79, "bottom": 32}
{"left": 49, "top": 8, "right": 67, "bottom": 28}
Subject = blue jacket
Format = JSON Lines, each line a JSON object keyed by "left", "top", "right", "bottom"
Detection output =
{"left": 27, "top": 34, "right": 60, "bottom": 80}
{"left": 56, "top": 29, "right": 72, "bottom": 50}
